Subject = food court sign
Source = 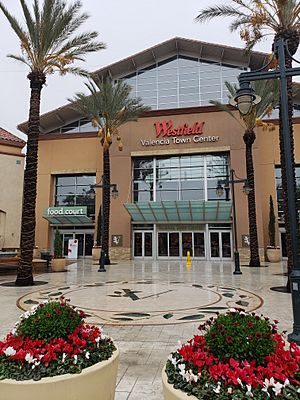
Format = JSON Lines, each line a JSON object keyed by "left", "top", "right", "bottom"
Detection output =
{"left": 140, "top": 120, "right": 219, "bottom": 147}
{"left": 44, "top": 206, "right": 87, "bottom": 217}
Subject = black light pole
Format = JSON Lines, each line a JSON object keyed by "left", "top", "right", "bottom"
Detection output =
{"left": 217, "top": 169, "right": 251, "bottom": 275}
{"left": 89, "top": 175, "right": 118, "bottom": 272}
{"left": 232, "top": 38, "right": 300, "bottom": 345}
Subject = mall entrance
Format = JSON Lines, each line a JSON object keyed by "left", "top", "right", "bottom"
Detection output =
{"left": 53, "top": 227, "right": 94, "bottom": 258}
{"left": 132, "top": 224, "right": 232, "bottom": 261}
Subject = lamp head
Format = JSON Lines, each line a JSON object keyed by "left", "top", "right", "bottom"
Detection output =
{"left": 111, "top": 185, "right": 119, "bottom": 199}
{"left": 87, "top": 187, "right": 96, "bottom": 200}
{"left": 216, "top": 182, "right": 224, "bottom": 197}
{"left": 243, "top": 182, "right": 252, "bottom": 195}
{"left": 230, "top": 82, "right": 261, "bottom": 116}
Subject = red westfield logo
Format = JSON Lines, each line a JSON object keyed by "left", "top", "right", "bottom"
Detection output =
{"left": 154, "top": 120, "right": 205, "bottom": 138}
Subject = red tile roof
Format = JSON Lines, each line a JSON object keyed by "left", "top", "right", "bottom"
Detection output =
{"left": 0, "top": 127, "right": 26, "bottom": 148}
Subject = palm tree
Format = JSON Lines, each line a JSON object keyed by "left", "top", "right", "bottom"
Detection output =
{"left": 211, "top": 79, "right": 279, "bottom": 267}
{"left": 196, "top": 0, "right": 300, "bottom": 286}
{"left": 0, "top": 0, "right": 105, "bottom": 286}
{"left": 69, "top": 77, "right": 150, "bottom": 264}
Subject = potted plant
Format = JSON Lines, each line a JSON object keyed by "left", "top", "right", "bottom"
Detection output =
{"left": 266, "top": 195, "right": 281, "bottom": 263}
{"left": 92, "top": 207, "right": 101, "bottom": 262}
{"left": 51, "top": 229, "right": 66, "bottom": 272}
{"left": 162, "top": 308, "right": 300, "bottom": 399}
{"left": 0, "top": 296, "right": 119, "bottom": 400}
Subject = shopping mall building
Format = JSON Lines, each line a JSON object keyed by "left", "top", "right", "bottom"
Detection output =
{"left": 18, "top": 37, "right": 300, "bottom": 262}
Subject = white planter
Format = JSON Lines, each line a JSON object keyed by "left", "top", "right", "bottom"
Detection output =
{"left": 162, "top": 368, "right": 197, "bottom": 400}
{"left": 51, "top": 258, "right": 66, "bottom": 272}
{"left": 92, "top": 246, "right": 101, "bottom": 262}
{"left": 0, "top": 348, "right": 119, "bottom": 400}
{"left": 266, "top": 248, "right": 281, "bottom": 263}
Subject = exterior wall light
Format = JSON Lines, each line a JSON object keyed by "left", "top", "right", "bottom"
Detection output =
{"left": 230, "top": 82, "right": 261, "bottom": 116}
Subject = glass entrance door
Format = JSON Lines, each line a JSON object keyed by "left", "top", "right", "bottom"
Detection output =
{"left": 209, "top": 231, "right": 232, "bottom": 260}
{"left": 133, "top": 231, "right": 153, "bottom": 258}
{"left": 182, "top": 232, "right": 193, "bottom": 257}
{"left": 61, "top": 231, "right": 94, "bottom": 258}
{"left": 157, "top": 231, "right": 205, "bottom": 259}
{"left": 75, "top": 234, "right": 84, "bottom": 257}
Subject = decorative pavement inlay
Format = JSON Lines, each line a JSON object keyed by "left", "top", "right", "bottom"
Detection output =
{"left": 17, "top": 281, "right": 263, "bottom": 326}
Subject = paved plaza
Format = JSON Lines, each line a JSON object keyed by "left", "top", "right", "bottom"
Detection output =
{"left": 0, "top": 259, "right": 293, "bottom": 399}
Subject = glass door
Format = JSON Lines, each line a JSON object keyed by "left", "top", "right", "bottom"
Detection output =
{"left": 133, "top": 231, "right": 153, "bottom": 258}
{"left": 84, "top": 234, "right": 94, "bottom": 256}
{"left": 75, "top": 234, "right": 84, "bottom": 257}
{"left": 157, "top": 231, "right": 205, "bottom": 259}
{"left": 194, "top": 232, "right": 205, "bottom": 258}
{"left": 63, "top": 234, "right": 73, "bottom": 257}
{"left": 182, "top": 232, "right": 193, "bottom": 257}
{"left": 169, "top": 232, "right": 180, "bottom": 257}
{"left": 210, "top": 232, "right": 220, "bottom": 258}
{"left": 209, "top": 231, "right": 232, "bottom": 260}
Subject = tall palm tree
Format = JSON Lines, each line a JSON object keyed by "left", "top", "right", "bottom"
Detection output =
{"left": 0, "top": 0, "right": 105, "bottom": 286}
{"left": 211, "top": 79, "right": 279, "bottom": 267}
{"left": 196, "top": 0, "right": 300, "bottom": 285}
{"left": 69, "top": 77, "right": 150, "bottom": 264}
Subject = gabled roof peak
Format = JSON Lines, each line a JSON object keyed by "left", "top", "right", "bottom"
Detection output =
{"left": 0, "top": 127, "right": 25, "bottom": 148}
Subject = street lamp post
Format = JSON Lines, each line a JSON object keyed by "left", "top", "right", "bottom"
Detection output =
{"left": 231, "top": 38, "right": 300, "bottom": 345}
{"left": 89, "top": 174, "right": 118, "bottom": 272}
{"left": 217, "top": 169, "right": 251, "bottom": 275}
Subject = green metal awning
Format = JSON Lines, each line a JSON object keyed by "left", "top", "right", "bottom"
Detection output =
{"left": 124, "top": 201, "right": 232, "bottom": 223}
{"left": 43, "top": 206, "right": 93, "bottom": 225}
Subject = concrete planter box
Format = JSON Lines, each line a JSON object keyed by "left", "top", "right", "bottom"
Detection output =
{"left": 51, "top": 258, "right": 66, "bottom": 272}
{"left": 162, "top": 368, "right": 197, "bottom": 400}
{"left": 92, "top": 246, "right": 101, "bottom": 262}
{"left": 0, "top": 348, "right": 119, "bottom": 400}
{"left": 266, "top": 247, "right": 281, "bottom": 263}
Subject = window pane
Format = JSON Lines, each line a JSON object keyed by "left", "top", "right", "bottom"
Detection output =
{"left": 56, "top": 176, "right": 76, "bottom": 186}
{"left": 76, "top": 175, "right": 96, "bottom": 186}
{"left": 56, "top": 186, "right": 75, "bottom": 196}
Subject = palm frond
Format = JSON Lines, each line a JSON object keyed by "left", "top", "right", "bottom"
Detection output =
{"left": 7, "top": 54, "right": 31, "bottom": 68}
{"left": 195, "top": 5, "right": 248, "bottom": 22}
{"left": 0, "top": 2, "right": 27, "bottom": 42}
{"left": 0, "top": 0, "right": 105, "bottom": 75}
{"left": 69, "top": 77, "right": 150, "bottom": 145}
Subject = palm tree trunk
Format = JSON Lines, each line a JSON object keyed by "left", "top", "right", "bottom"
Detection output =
{"left": 243, "top": 129, "right": 260, "bottom": 267}
{"left": 102, "top": 148, "right": 111, "bottom": 265}
{"left": 16, "top": 71, "right": 46, "bottom": 286}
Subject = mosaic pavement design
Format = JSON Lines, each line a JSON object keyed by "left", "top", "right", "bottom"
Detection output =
{"left": 17, "top": 280, "right": 263, "bottom": 326}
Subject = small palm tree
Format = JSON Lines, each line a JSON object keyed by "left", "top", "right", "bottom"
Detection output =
{"left": 196, "top": 0, "right": 300, "bottom": 286}
{"left": 69, "top": 77, "right": 150, "bottom": 264}
{"left": 211, "top": 79, "right": 279, "bottom": 267}
{"left": 0, "top": 0, "right": 105, "bottom": 286}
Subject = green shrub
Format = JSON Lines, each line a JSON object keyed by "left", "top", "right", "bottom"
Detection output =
{"left": 268, "top": 195, "right": 276, "bottom": 247}
{"left": 17, "top": 298, "right": 84, "bottom": 342}
{"left": 203, "top": 309, "right": 277, "bottom": 364}
{"left": 53, "top": 229, "right": 63, "bottom": 258}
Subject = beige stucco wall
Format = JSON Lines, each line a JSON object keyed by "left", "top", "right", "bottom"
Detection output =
{"left": 0, "top": 144, "right": 24, "bottom": 249}
{"left": 36, "top": 136, "right": 102, "bottom": 250}
{"left": 35, "top": 108, "right": 300, "bottom": 260}
{"left": 255, "top": 122, "right": 300, "bottom": 250}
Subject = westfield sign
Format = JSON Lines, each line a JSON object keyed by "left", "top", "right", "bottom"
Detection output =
{"left": 154, "top": 120, "right": 205, "bottom": 137}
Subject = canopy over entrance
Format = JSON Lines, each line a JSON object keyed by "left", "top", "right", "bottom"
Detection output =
{"left": 124, "top": 200, "right": 232, "bottom": 223}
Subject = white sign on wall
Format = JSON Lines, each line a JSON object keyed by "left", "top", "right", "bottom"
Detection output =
{"left": 68, "top": 239, "right": 78, "bottom": 259}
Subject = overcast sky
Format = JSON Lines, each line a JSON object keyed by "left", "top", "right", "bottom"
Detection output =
{"left": 0, "top": 0, "right": 291, "bottom": 140}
